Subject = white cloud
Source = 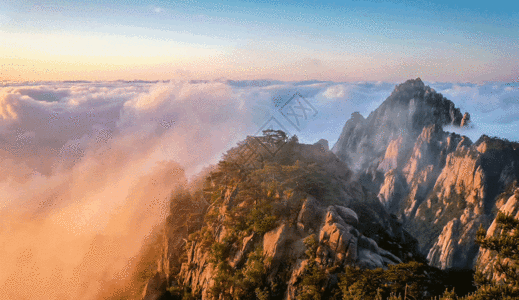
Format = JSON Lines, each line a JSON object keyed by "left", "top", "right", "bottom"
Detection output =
{"left": 0, "top": 79, "right": 516, "bottom": 299}
{"left": 322, "top": 84, "right": 349, "bottom": 99}
{"left": 431, "top": 82, "right": 519, "bottom": 141}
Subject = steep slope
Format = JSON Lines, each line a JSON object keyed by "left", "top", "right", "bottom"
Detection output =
{"left": 475, "top": 183, "right": 519, "bottom": 283}
{"left": 142, "top": 189, "right": 208, "bottom": 300}
{"left": 332, "top": 78, "right": 466, "bottom": 171}
{"left": 417, "top": 137, "right": 519, "bottom": 269}
{"left": 143, "top": 134, "right": 423, "bottom": 300}
{"left": 332, "top": 78, "right": 519, "bottom": 270}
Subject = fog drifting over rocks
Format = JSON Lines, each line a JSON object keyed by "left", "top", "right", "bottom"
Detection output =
{"left": 0, "top": 79, "right": 516, "bottom": 299}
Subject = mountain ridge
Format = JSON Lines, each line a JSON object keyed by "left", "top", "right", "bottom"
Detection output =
{"left": 331, "top": 78, "right": 519, "bottom": 270}
{"left": 137, "top": 78, "right": 519, "bottom": 300}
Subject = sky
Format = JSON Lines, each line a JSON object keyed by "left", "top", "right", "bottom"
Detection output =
{"left": 1, "top": 0, "right": 518, "bottom": 82}
{"left": 0, "top": 1, "right": 518, "bottom": 298}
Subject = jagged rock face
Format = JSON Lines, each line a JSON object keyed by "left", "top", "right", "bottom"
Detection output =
{"left": 181, "top": 238, "right": 215, "bottom": 299}
{"left": 332, "top": 78, "right": 465, "bottom": 171}
{"left": 378, "top": 170, "right": 406, "bottom": 212}
{"left": 399, "top": 124, "right": 453, "bottom": 217}
{"left": 263, "top": 223, "right": 291, "bottom": 268}
{"left": 412, "top": 137, "right": 519, "bottom": 269}
{"left": 426, "top": 214, "right": 486, "bottom": 270}
{"left": 319, "top": 205, "right": 360, "bottom": 264}
{"left": 180, "top": 194, "right": 412, "bottom": 300}
{"left": 461, "top": 112, "right": 471, "bottom": 127}
{"left": 476, "top": 188, "right": 519, "bottom": 282}
{"left": 160, "top": 191, "right": 208, "bottom": 284}
{"left": 169, "top": 142, "right": 420, "bottom": 300}
{"left": 331, "top": 78, "right": 519, "bottom": 270}
{"left": 141, "top": 190, "right": 208, "bottom": 300}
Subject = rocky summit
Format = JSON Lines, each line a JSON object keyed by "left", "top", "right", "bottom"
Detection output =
{"left": 140, "top": 78, "right": 519, "bottom": 300}
{"left": 332, "top": 78, "right": 519, "bottom": 271}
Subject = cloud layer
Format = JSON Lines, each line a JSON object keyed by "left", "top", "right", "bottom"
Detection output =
{"left": 0, "top": 79, "right": 516, "bottom": 299}
{"left": 430, "top": 81, "right": 519, "bottom": 142}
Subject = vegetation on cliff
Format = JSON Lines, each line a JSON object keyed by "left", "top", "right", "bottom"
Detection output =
{"left": 140, "top": 79, "right": 519, "bottom": 300}
{"left": 472, "top": 206, "right": 519, "bottom": 299}
{"left": 144, "top": 130, "right": 493, "bottom": 300}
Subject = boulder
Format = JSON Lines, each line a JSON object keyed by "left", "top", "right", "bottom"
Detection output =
{"left": 263, "top": 223, "right": 290, "bottom": 266}
{"left": 334, "top": 205, "right": 359, "bottom": 226}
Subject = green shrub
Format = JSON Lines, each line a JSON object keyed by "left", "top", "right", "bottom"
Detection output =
{"left": 248, "top": 203, "right": 278, "bottom": 234}
{"left": 297, "top": 234, "right": 326, "bottom": 300}
{"left": 338, "top": 262, "right": 448, "bottom": 300}
{"left": 471, "top": 212, "right": 519, "bottom": 299}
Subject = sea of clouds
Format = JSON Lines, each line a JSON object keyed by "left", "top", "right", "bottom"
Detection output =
{"left": 0, "top": 79, "right": 517, "bottom": 299}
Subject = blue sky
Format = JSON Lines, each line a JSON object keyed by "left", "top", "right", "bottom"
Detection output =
{"left": 1, "top": 0, "right": 518, "bottom": 82}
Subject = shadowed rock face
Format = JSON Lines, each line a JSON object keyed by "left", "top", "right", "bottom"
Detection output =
{"left": 143, "top": 139, "right": 421, "bottom": 300}
{"left": 476, "top": 188, "right": 519, "bottom": 281}
{"left": 332, "top": 78, "right": 465, "bottom": 171}
{"left": 177, "top": 142, "right": 420, "bottom": 300}
{"left": 140, "top": 189, "right": 208, "bottom": 300}
{"left": 410, "top": 136, "right": 519, "bottom": 270}
{"left": 332, "top": 78, "right": 519, "bottom": 270}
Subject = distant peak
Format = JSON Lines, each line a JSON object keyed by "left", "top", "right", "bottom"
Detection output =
{"left": 401, "top": 78, "right": 425, "bottom": 89}
{"left": 388, "top": 78, "right": 428, "bottom": 101}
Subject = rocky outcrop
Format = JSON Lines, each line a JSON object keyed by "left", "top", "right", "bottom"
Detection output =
{"left": 297, "top": 196, "right": 324, "bottom": 233}
{"left": 378, "top": 170, "right": 406, "bottom": 212}
{"left": 427, "top": 213, "right": 486, "bottom": 270}
{"left": 179, "top": 195, "right": 412, "bottom": 300}
{"left": 461, "top": 112, "right": 471, "bottom": 127}
{"left": 412, "top": 137, "right": 519, "bottom": 269}
{"left": 161, "top": 192, "right": 208, "bottom": 283}
{"left": 141, "top": 189, "right": 208, "bottom": 300}
{"left": 332, "top": 78, "right": 465, "bottom": 171}
{"left": 180, "top": 239, "right": 215, "bottom": 299}
{"left": 331, "top": 78, "right": 519, "bottom": 270}
{"left": 476, "top": 187, "right": 519, "bottom": 281}
{"left": 318, "top": 206, "right": 360, "bottom": 265}
{"left": 169, "top": 141, "right": 420, "bottom": 300}
{"left": 263, "top": 223, "right": 291, "bottom": 266}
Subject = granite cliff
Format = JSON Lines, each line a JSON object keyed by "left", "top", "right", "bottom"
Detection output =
{"left": 139, "top": 78, "right": 518, "bottom": 299}
{"left": 332, "top": 78, "right": 519, "bottom": 271}
{"left": 142, "top": 133, "right": 425, "bottom": 300}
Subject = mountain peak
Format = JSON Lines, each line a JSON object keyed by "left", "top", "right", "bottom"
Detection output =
{"left": 333, "top": 78, "right": 467, "bottom": 170}
{"left": 331, "top": 78, "right": 519, "bottom": 273}
{"left": 397, "top": 77, "right": 425, "bottom": 90}
{"left": 404, "top": 77, "right": 424, "bottom": 87}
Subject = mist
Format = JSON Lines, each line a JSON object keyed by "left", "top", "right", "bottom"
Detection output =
{"left": 0, "top": 81, "right": 252, "bottom": 299}
{"left": 431, "top": 82, "right": 519, "bottom": 143}
{"left": 0, "top": 79, "right": 516, "bottom": 299}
